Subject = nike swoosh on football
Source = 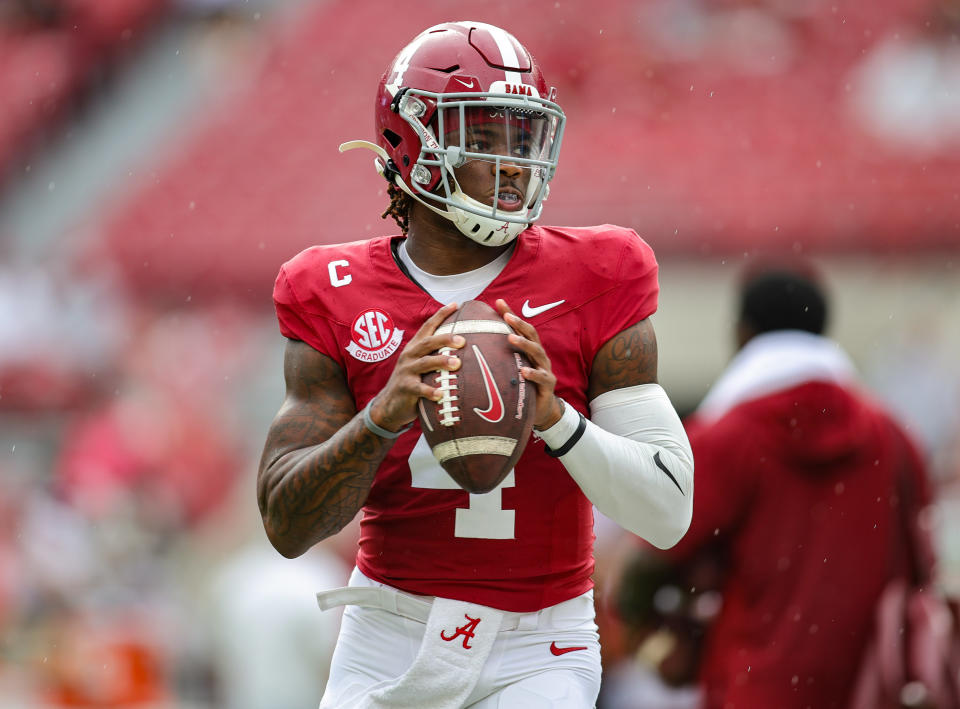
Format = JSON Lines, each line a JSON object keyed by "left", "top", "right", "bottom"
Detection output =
{"left": 549, "top": 642, "right": 588, "bottom": 656}
{"left": 654, "top": 451, "right": 684, "bottom": 495}
{"left": 521, "top": 299, "right": 565, "bottom": 318}
{"left": 454, "top": 78, "right": 475, "bottom": 88}
{"left": 472, "top": 345, "right": 505, "bottom": 423}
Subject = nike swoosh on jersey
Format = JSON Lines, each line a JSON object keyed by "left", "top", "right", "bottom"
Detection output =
{"left": 654, "top": 451, "right": 684, "bottom": 495}
{"left": 521, "top": 299, "right": 566, "bottom": 318}
{"left": 549, "top": 642, "right": 588, "bottom": 656}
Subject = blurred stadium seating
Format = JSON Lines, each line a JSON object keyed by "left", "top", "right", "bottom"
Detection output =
{"left": 85, "top": 0, "right": 960, "bottom": 303}
{"left": 0, "top": 0, "right": 172, "bottom": 187}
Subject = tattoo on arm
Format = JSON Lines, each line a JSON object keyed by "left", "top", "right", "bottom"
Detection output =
{"left": 257, "top": 341, "right": 392, "bottom": 557}
{"left": 588, "top": 319, "right": 658, "bottom": 400}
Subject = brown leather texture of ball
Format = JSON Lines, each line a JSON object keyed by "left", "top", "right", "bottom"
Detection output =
{"left": 417, "top": 300, "right": 536, "bottom": 494}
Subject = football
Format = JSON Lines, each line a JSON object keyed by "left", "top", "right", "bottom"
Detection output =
{"left": 418, "top": 300, "right": 536, "bottom": 494}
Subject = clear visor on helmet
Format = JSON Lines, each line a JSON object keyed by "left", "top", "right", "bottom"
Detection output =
{"left": 441, "top": 106, "right": 553, "bottom": 164}
{"left": 438, "top": 105, "right": 558, "bottom": 212}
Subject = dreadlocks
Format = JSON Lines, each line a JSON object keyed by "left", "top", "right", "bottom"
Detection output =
{"left": 381, "top": 182, "right": 413, "bottom": 234}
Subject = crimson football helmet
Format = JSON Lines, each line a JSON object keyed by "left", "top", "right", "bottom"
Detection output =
{"left": 341, "top": 21, "right": 565, "bottom": 246}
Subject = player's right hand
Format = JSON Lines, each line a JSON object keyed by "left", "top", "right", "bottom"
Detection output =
{"left": 366, "top": 302, "right": 465, "bottom": 433}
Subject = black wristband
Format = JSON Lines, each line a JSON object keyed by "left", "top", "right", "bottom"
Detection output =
{"left": 545, "top": 412, "right": 587, "bottom": 458}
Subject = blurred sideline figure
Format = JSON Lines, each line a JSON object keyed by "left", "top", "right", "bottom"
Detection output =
{"left": 207, "top": 536, "right": 351, "bottom": 709}
{"left": 257, "top": 20, "right": 693, "bottom": 709}
{"left": 595, "top": 548, "right": 708, "bottom": 709}
{"left": 662, "top": 261, "right": 938, "bottom": 708}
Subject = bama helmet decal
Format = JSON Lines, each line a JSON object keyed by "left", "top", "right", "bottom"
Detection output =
{"left": 346, "top": 308, "right": 404, "bottom": 362}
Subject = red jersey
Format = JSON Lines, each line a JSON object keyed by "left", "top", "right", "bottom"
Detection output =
{"left": 273, "top": 224, "right": 659, "bottom": 611}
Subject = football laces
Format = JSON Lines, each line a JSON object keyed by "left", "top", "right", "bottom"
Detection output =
{"left": 434, "top": 346, "right": 460, "bottom": 426}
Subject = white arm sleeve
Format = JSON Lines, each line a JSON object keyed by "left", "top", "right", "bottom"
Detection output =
{"left": 536, "top": 384, "right": 694, "bottom": 549}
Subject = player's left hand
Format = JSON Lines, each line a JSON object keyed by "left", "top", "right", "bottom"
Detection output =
{"left": 495, "top": 299, "right": 564, "bottom": 430}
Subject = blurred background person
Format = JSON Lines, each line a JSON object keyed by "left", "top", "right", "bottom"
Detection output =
{"left": 205, "top": 511, "right": 356, "bottom": 709}
{"left": 595, "top": 547, "right": 713, "bottom": 709}
{"left": 660, "top": 262, "right": 940, "bottom": 709}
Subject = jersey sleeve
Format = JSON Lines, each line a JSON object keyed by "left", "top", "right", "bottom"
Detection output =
{"left": 588, "top": 228, "right": 660, "bottom": 351}
{"left": 273, "top": 262, "right": 342, "bottom": 363}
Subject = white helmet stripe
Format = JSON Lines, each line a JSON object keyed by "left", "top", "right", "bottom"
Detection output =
{"left": 456, "top": 22, "right": 525, "bottom": 85}
{"left": 486, "top": 24, "right": 524, "bottom": 85}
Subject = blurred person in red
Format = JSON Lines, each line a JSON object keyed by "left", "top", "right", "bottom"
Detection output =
{"left": 666, "top": 261, "right": 938, "bottom": 708}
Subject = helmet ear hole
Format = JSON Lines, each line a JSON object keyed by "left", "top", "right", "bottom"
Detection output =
{"left": 382, "top": 129, "right": 402, "bottom": 148}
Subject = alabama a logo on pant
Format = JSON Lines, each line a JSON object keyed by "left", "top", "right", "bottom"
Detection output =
{"left": 440, "top": 614, "right": 482, "bottom": 650}
{"left": 346, "top": 308, "right": 404, "bottom": 362}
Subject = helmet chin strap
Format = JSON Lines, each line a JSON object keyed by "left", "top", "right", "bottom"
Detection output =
{"left": 445, "top": 187, "right": 528, "bottom": 246}
{"left": 339, "top": 141, "right": 527, "bottom": 247}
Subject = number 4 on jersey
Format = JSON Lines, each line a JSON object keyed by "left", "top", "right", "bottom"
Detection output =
{"left": 408, "top": 434, "right": 516, "bottom": 539}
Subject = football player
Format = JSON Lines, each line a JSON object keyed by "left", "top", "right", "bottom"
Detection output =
{"left": 258, "top": 21, "right": 694, "bottom": 708}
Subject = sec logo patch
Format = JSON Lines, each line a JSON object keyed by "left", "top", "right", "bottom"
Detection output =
{"left": 346, "top": 308, "right": 404, "bottom": 362}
